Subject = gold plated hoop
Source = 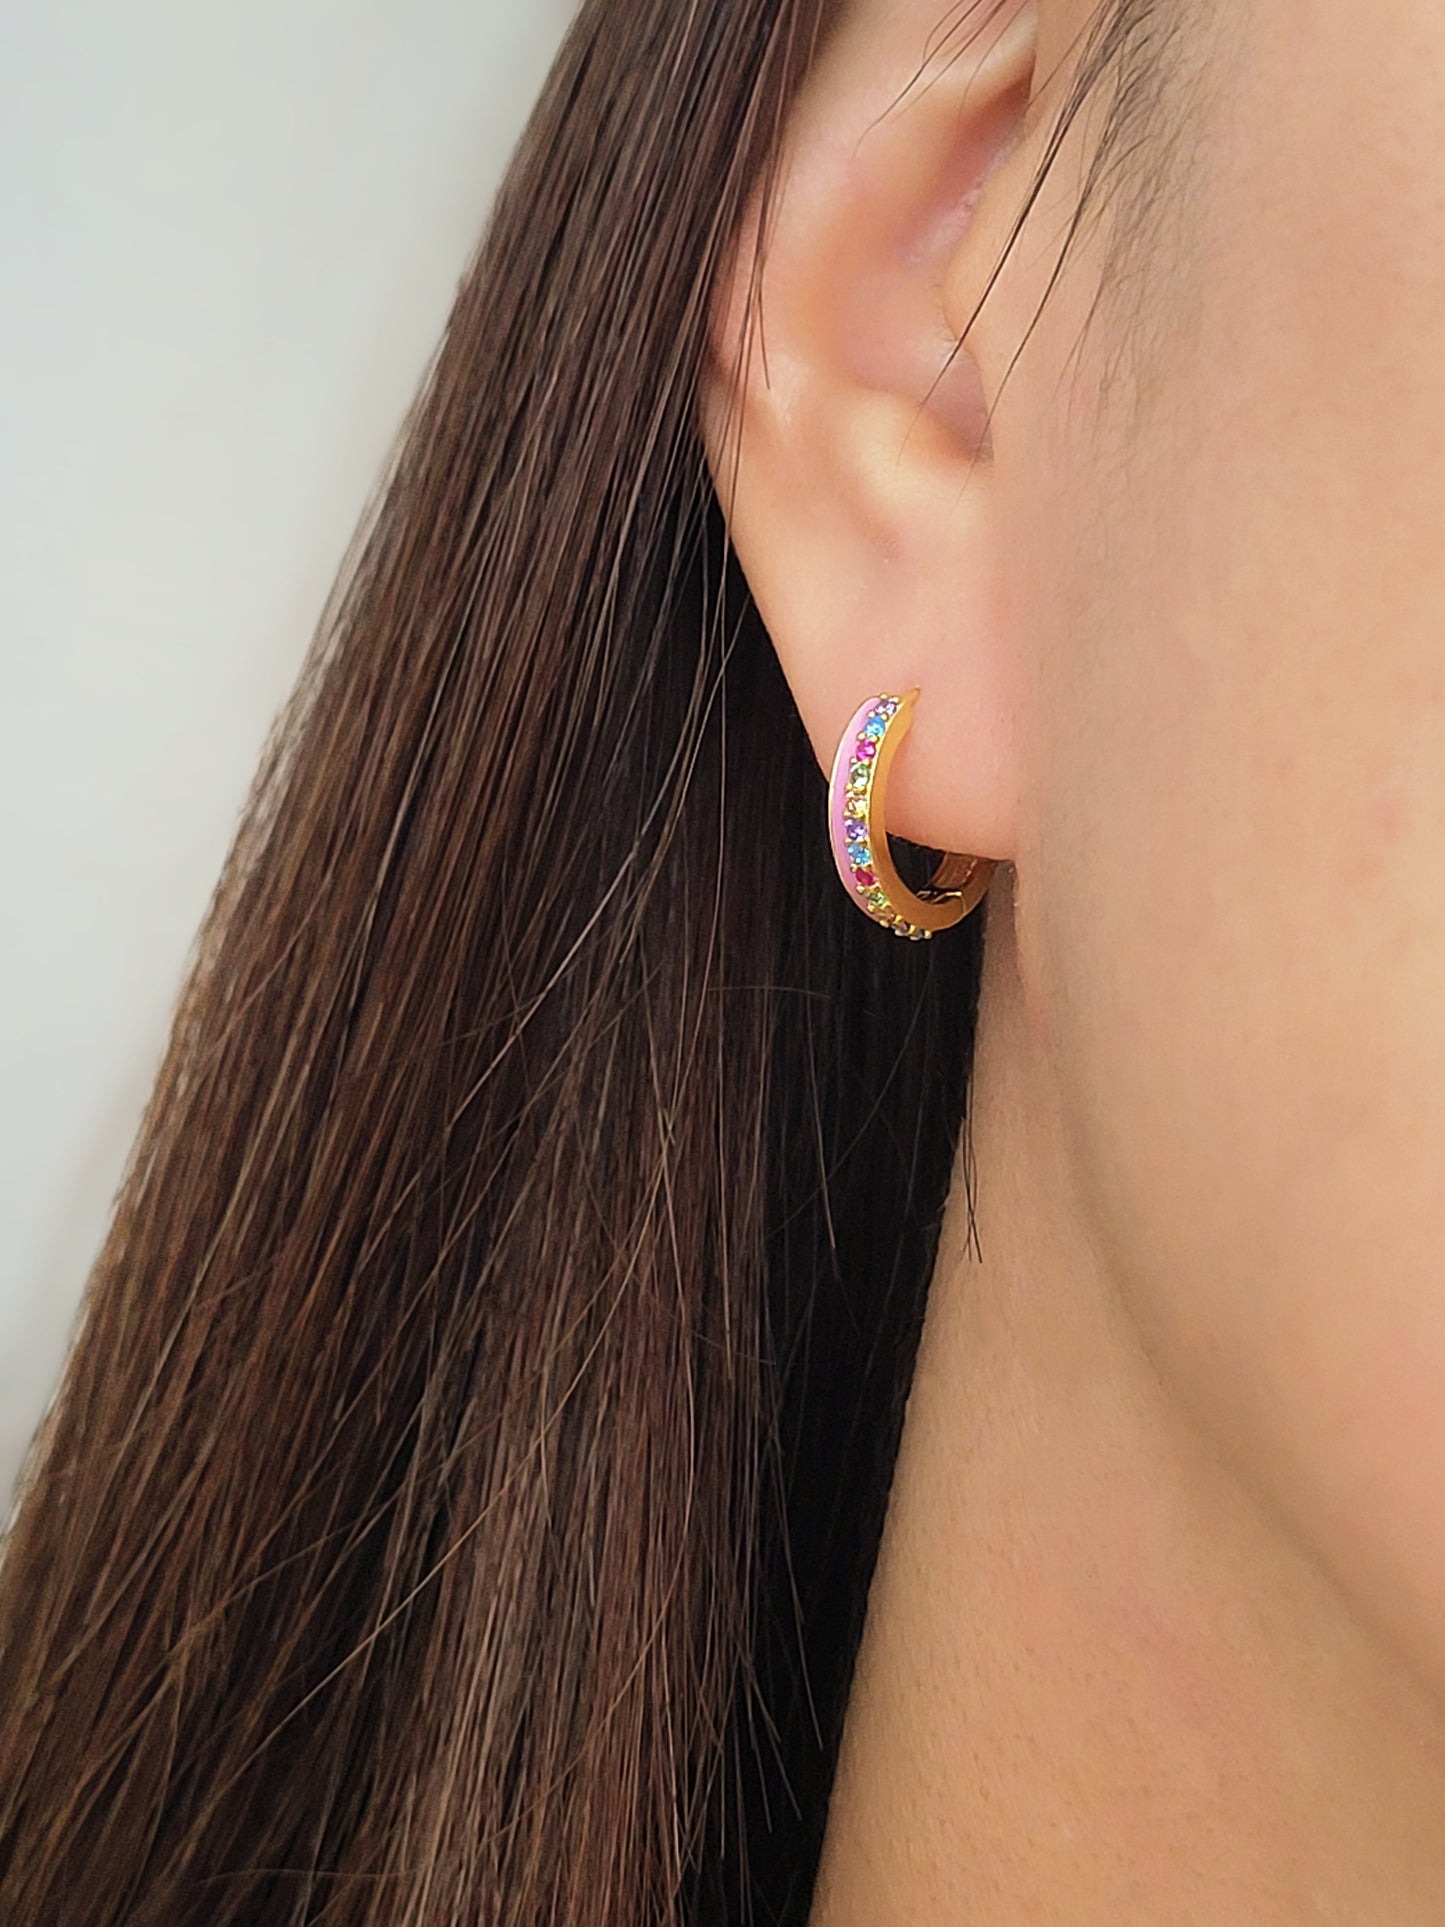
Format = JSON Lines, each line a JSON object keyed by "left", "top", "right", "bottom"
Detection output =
{"left": 827, "top": 689, "right": 995, "bottom": 938}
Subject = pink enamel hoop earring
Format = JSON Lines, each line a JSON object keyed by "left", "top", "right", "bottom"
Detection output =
{"left": 828, "top": 689, "right": 996, "bottom": 939}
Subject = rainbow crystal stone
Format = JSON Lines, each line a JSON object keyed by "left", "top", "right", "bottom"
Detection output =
{"left": 831, "top": 690, "right": 941, "bottom": 939}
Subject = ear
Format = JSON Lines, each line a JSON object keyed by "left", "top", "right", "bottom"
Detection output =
{"left": 701, "top": 0, "right": 1039, "bottom": 859}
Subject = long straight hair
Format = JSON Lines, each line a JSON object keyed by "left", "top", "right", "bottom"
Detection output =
{"left": 0, "top": 0, "right": 1154, "bottom": 1918}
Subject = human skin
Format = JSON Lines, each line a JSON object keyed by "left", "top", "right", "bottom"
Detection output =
{"left": 704, "top": 0, "right": 1445, "bottom": 1915}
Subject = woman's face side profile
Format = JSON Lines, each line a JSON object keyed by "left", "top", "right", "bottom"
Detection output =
{"left": 708, "top": 0, "right": 1445, "bottom": 1756}
{"left": 1019, "top": 0, "right": 1445, "bottom": 1706}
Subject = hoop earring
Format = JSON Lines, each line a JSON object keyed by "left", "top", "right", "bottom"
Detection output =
{"left": 827, "top": 689, "right": 995, "bottom": 939}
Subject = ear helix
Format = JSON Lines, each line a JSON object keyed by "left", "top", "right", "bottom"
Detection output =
{"left": 828, "top": 689, "right": 995, "bottom": 937}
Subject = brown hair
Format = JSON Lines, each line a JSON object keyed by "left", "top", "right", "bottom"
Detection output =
{"left": 0, "top": 1, "right": 1171, "bottom": 1919}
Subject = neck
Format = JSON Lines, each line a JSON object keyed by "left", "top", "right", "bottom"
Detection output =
{"left": 809, "top": 891, "right": 1445, "bottom": 1924}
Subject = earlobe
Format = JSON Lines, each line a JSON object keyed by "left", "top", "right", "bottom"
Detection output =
{"left": 701, "top": 0, "right": 1039, "bottom": 863}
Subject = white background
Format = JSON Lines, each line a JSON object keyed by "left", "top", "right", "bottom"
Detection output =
{"left": 0, "top": 0, "right": 574, "bottom": 1497}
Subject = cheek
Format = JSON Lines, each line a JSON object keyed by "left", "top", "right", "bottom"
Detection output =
{"left": 1003, "top": 35, "right": 1445, "bottom": 1699}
